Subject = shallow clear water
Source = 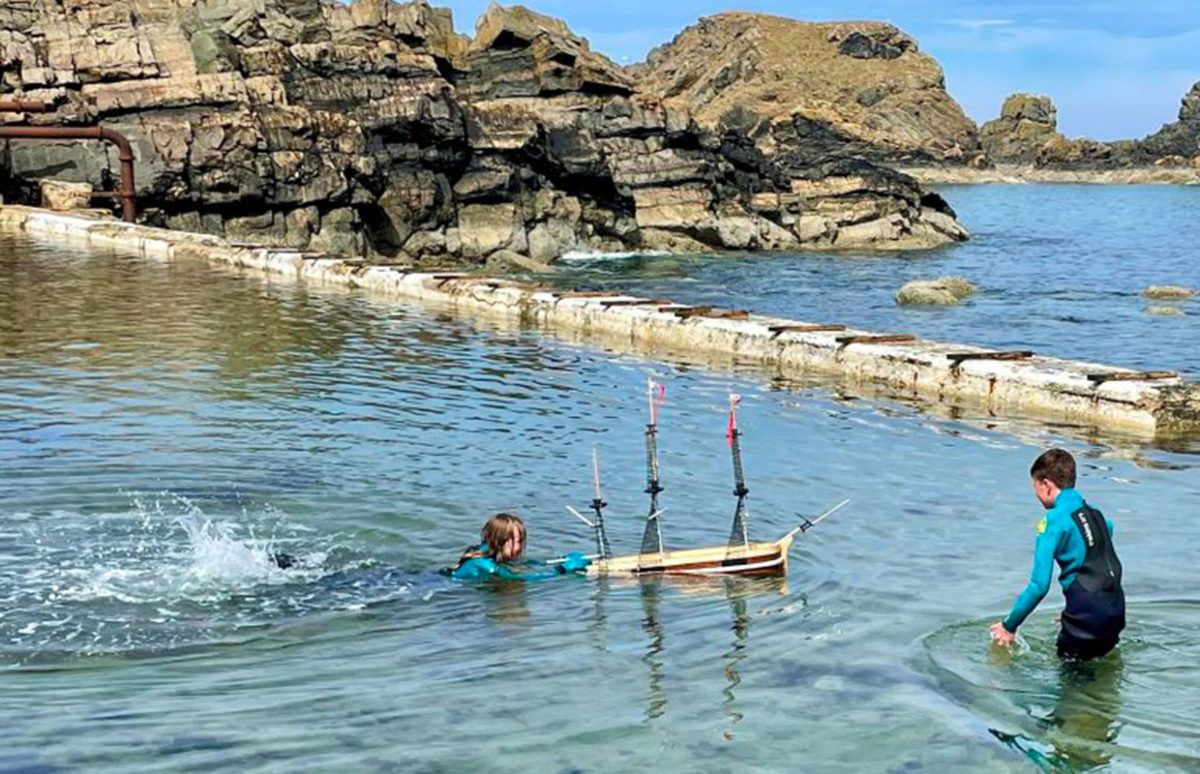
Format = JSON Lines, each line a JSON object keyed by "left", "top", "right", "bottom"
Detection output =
{"left": 1, "top": 186, "right": 1198, "bottom": 772}
{"left": 557, "top": 185, "right": 1200, "bottom": 378}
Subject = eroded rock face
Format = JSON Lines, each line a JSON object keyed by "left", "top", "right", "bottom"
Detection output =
{"left": 0, "top": 0, "right": 969, "bottom": 261}
{"left": 975, "top": 84, "right": 1200, "bottom": 173}
{"left": 1122, "top": 81, "right": 1200, "bottom": 166}
{"left": 979, "top": 94, "right": 1060, "bottom": 163}
{"left": 633, "top": 13, "right": 981, "bottom": 167}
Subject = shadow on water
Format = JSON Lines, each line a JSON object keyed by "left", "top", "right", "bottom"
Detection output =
{"left": 922, "top": 603, "right": 1200, "bottom": 773}
{"left": 988, "top": 656, "right": 1124, "bottom": 772}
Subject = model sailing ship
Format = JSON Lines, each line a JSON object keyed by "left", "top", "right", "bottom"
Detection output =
{"left": 567, "top": 380, "right": 847, "bottom": 577}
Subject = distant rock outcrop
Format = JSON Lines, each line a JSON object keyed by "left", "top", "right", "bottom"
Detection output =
{"left": 914, "top": 83, "right": 1200, "bottom": 182}
{"left": 978, "top": 94, "right": 1061, "bottom": 164}
{"left": 632, "top": 13, "right": 982, "bottom": 167}
{"left": 0, "top": 1, "right": 968, "bottom": 261}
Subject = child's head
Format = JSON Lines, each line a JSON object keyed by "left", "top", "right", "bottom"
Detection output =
{"left": 1030, "top": 448, "right": 1076, "bottom": 508}
{"left": 481, "top": 512, "right": 526, "bottom": 562}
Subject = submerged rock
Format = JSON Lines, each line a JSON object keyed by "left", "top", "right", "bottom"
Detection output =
{"left": 1147, "top": 306, "right": 1185, "bottom": 317}
{"left": 1143, "top": 285, "right": 1196, "bottom": 300}
{"left": 484, "top": 249, "right": 554, "bottom": 274}
{"left": 896, "top": 276, "right": 976, "bottom": 306}
{"left": 937, "top": 276, "right": 977, "bottom": 300}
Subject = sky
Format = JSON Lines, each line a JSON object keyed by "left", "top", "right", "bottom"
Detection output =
{"left": 433, "top": 0, "right": 1200, "bottom": 141}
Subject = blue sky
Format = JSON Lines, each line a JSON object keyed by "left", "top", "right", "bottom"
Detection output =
{"left": 436, "top": 1, "right": 1199, "bottom": 140}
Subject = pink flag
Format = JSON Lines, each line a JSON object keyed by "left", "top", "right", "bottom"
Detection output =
{"left": 726, "top": 393, "right": 741, "bottom": 447}
{"left": 648, "top": 378, "right": 667, "bottom": 424}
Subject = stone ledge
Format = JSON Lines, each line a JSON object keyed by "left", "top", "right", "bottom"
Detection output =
{"left": 3, "top": 204, "right": 1195, "bottom": 437}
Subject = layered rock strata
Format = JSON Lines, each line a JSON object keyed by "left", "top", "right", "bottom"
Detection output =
{"left": 0, "top": 0, "right": 968, "bottom": 263}
{"left": 632, "top": 13, "right": 983, "bottom": 167}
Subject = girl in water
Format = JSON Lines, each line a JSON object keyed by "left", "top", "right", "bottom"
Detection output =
{"left": 451, "top": 512, "right": 590, "bottom": 581}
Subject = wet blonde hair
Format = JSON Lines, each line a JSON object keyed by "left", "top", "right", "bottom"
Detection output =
{"left": 455, "top": 513, "right": 526, "bottom": 569}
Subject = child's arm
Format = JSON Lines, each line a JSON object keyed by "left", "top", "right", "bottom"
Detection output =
{"left": 1001, "top": 519, "right": 1061, "bottom": 633}
{"left": 459, "top": 553, "right": 591, "bottom": 582}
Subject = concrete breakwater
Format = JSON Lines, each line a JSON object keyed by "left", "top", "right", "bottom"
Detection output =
{"left": 3, "top": 204, "right": 1198, "bottom": 437}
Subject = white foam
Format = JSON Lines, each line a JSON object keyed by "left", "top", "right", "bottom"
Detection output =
{"left": 559, "top": 249, "right": 671, "bottom": 261}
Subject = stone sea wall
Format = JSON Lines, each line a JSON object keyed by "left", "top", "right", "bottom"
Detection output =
{"left": 5, "top": 203, "right": 1198, "bottom": 437}
{"left": 0, "top": 0, "right": 968, "bottom": 266}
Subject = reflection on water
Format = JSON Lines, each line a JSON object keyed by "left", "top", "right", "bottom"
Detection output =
{"left": 639, "top": 579, "right": 668, "bottom": 721}
{"left": 988, "top": 656, "right": 1124, "bottom": 772}
{"left": 722, "top": 587, "right": 751, "bottom": 741}
{"left": 927, "top": 604, "right": 1200, "bottom": 772}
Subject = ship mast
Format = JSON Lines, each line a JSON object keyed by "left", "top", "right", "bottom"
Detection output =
{"left": 639, "top": 377, "right": 666, "bottom": 564}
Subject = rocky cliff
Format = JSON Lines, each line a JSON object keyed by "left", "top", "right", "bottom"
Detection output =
{"left": 907, "top": 84, "right": 1200, "bottom": 183}
{"left": 0, "top": 1, "right": 967, "bottom": 262}
{"left": 632, "top": 13, "right": 982, "bottom": 168}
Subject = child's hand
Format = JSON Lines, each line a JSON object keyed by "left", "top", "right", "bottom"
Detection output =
{"left": 990, "top": 621, "right": 1016, "bottom": 646}
{"left": 558, "top": 552, "right": 592, "bottom": 573}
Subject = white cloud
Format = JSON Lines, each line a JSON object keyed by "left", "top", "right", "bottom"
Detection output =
{"left": 941, "top": 19, "right": 1016, "bottom": 30}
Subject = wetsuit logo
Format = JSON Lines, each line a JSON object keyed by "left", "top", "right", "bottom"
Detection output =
{"left": 1077, "top": 514, "right": 1095, "bottom": 547}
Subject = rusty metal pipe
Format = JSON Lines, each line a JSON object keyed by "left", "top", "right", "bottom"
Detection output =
{"left": 0, "top": 99, "right": 52, "bottom": 112}
{"left": 0, "top": 125, "right": 136, "bottom": 221}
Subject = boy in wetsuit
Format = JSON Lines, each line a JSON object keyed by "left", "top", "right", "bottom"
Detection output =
{"left": 991, "top": 449, "right": 1125, "bottom": 660}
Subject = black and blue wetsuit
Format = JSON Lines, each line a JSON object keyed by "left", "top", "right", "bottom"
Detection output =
{"left": 1002, "top": 488, "right": 1125, "bottom": 660}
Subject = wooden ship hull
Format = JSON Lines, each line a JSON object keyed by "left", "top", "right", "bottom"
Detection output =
{"left": 588, "top": 533, "right": 794, "bottom": 577}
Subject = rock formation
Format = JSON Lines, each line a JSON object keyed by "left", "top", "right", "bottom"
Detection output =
{"left": 1136, "top": 83, "right": 1200, "bottom": 162}
{"left": 920, "top": 84, "right": 1200, "bottom": 181}
{"left": 0, "top": 1, "right": 968, "bottom": 262}
{"left": 632, "top": 13, "right": 982, "bottom": 167}
{"left": 978, "top": 94, "right": 1060, "bottom": 164}
{"left": 895, "top": 276, "right": 975, "bottom": 307}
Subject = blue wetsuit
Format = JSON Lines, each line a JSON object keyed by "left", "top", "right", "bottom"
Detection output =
{"left": 1002, "top": 488, "right": 1125, "bottom": 659}
{"left": 451, "top": 545, "right": 590, "bottom": 581}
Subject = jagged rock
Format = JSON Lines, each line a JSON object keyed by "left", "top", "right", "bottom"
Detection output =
{"left": 1143, "top": 285, "right": 1195, "bottom": 300}
{"left": 1129, "top": 82, "right": 1200, "bottom": 164}
{"left": 459, "top": 2, "right": 632, "bottom": 99}
{"left": 836, "top": 28, "right": 914, "bottom": 60}
{"left": 966, "top": 82, "right": 1200, "bottom": 175}
{"left": 0, "top": 0, "right": 969, "bottom": 261}
{"left": 979, "top": 94, "right": 1062, "bottom": 164}
{"left": 633, "top": 13, "right": 981, "bottom": 166}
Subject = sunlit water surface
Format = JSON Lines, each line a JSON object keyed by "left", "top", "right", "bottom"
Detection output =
{"left": 2, "top": 186, "right": 1198, "bottom": 772}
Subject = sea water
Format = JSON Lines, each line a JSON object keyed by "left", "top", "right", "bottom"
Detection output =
{"left": 1, "top": 186, "right": 1198, "bottom": 772}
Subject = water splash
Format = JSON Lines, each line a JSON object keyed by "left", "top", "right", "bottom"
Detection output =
{"left": 0, "top": 493, "right": 343, "bottom": 664}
